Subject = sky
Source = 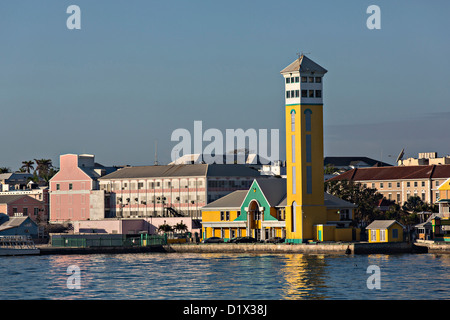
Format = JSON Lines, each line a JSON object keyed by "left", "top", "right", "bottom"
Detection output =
{"left": 1, "top": 0, "right": 449, "bottom": 170}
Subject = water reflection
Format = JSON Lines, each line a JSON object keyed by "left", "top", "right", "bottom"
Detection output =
{"left": 281, "top": 254, "right": 328, "bottom": 300}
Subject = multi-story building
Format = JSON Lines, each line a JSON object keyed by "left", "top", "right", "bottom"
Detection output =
{"left": 98, "top": 163, "right": 262, "bottom": 219}
{"left": 0, "top": 172, "right": 34, "bottom": 191}
{"left": 0, "top": 194, "right": 45, "bottom": 223}
{"left": 326, "top": 164, "right": 450, "bottom": 205}
{"left": 399, "top": 152, "right": 450, "bottom": 166}
{"left": 0, "top": 187, "right": 48, "bottom": 222}
{"left": 49, "top": 154, "right": 120, "bottom": 223}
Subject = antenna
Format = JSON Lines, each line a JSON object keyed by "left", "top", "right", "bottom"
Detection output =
{"left": 396, "top": 148, "right": 405, "bottom": 165}
{"left": 154, "top": 140, "right": 159, "bottom": 165}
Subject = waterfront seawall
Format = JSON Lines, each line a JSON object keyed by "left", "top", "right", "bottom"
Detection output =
{"left": 165, "top": 242, "right": 424, "bottom": 254}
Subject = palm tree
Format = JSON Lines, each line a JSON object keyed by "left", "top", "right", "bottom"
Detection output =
{"left": 21, "top": 160, "right": 34, "bottom": 173}
{"left": 34, "top": 159, "right": 52, "bottom": 178}
{"left": 173, "top": 222, "right": 188, "bottom": 234}
{"left": 0, "top": 167, "right": 11, "bottom": 174}
{"left": 158, "top": 223, "right": 173, "bottom": 233}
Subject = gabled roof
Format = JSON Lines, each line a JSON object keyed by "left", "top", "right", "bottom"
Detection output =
{"left": 327, "top": 164, "right": 450, "bottom": 182}
{"left": 280, "top": 55, "right": 327, "bottom": 74}
{"left": 254, "top": 178, "right": 287, "bottom": 207}
{"left": 366, "top": 220, "right": 404, "bottom": 230}
{"left": 324, "top": 156, "right": 392, "bottom": 168}
{"left": 99, "top": 164, "right": 261, "bottom": 180}
{"left": 324, "top": 193, "right": 357, "bottom": 208}
{"left": 201, "top": 190, "right": 248, "bottom": 210}
{"left": 0, "top": 216, "right": 36, "bottom": 231}
{"left": 0, "top": 195, "right": 31, "bottom": 204}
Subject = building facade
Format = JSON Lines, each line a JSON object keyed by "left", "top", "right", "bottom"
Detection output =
{"left": 327, "top": 164, "right": 450, "bottom": 205}
{"left": 0, "top": 195, "right": 44, "bottom": 223}
{"left": 98, "top": 164, "right": 262, "bottom": 219}
{"left": 201, "top": 178, "right": 358, "bottom": 242}
{"left": 49, "top": 154, "right": 120, "bottom": 223}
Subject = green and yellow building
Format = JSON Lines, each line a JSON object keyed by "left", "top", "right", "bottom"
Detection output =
{"left": 202, "top": 55, "right": 361, "bottom": 243}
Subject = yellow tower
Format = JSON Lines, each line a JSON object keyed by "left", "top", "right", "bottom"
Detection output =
{"left": 281, "top": 55, "right": 328, "bottom": 243}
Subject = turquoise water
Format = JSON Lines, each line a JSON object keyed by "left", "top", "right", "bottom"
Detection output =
{"left": 0, "top": 253, "right": 449, "bottom": 300}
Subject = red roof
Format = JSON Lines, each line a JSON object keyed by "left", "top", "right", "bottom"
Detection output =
{"left": 327, "top": 164, "right": 450, "bottom": 182}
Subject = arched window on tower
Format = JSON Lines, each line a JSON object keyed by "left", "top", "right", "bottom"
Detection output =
{"left": 292, "top": 201, "right": 297, "bottom": 233}
{"left": 290, "top": 109, "right": 296, "bottom": 132}
{"left": 304, "top": 109, "right": 312, "bottom": 132}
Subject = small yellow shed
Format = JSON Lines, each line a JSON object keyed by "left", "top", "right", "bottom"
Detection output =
{"left": 366, "top": 220, "right": 404, "bottom": 243}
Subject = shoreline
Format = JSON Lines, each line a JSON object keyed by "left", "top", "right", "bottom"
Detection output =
{"left": 32, "top": 241, "right": 450, "bottom": 255}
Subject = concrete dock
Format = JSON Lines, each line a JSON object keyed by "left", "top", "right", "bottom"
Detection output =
{"left": 165, "top": 242, "right": 427, "bottom": 254}
{"left": 35, "top": 241, "right": 450, "bottom": 255}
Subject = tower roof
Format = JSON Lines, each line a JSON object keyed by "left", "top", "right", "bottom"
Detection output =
{"left": 280, "top": 55, "right": 327, "bottom": 74}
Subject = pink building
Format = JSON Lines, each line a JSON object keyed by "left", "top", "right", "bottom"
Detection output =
{"left": 0, "top": 194, "right": 45, "bottom": 222}
{"left": 49, "top": 154, "right": 119, "bottom": 223}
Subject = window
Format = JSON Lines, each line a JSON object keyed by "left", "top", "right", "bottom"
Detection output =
{"left": 407, "top": 182, "right": 410, "bottom": 187}
{"left": 301, "top": 76, "right": 307, "bottom": 83}
{"left": 380, "top": 230, "right": 386, "bottom": 241}
{"left": 397, "top": 193, "right": 401, "bottom": 203}
{"left": 56, "top": 184, "right": 60, "bottom": 191}
{"left": 220, "top": 211, "right": 224, "bottom": 221}
{"left": 226, "top": 211, "right": 230, "bottom": 220}
{"left": 23, "top": 208, "right": 28, "bottom": 216}
{"left": 291, "top": 90, "right": 295, "bottom": 97}
{"left": 308, "top": 77, "right": 314, "bottom": 83}
{"left": 315, "top": 77, "right": 322, "bottom": 83}
{"left": 69, "top": 183, "right": 73, "bottom": 190}
{"left": 291, "top": 135, "right": 295, "bottom": 163}
{"left": 388, "top": 182, "right": 392, "bottom": 188}
{"left": 295, "top": 90, "right": 299, "bottom": 97}
{"left": 292, "top": 201, "right": 297, "bottom": 232}
{"left": 34, "top": 208, "right": 39, "bottom": 216}
{"left": 286, "top": 91, "right": 290, "bottom": 98}
{"left": 380, "top": 183, "right": 383, "bottom": 189}
{"left": 304, "top": 109, "right": 312, "bottom": 132}
{"left": 292, "top": 167, "right": 296, "bottom": 195}
{"left": 371, "top": 230, "right": 377, "bottom": 241}
{"left": 138, "top": 182, "right": 144, "bottom": 189}
{"left": 397, "top": 182, "right": 401, "bottom": 188}
{"left": 306, "top": 134, "right": 312, "bottom": 163}
{"left": 392, "top": 228, "right": 398, "bottom": 239}
{"left": 286, "top": 78, "right": 290, "bottom": 84}
{"left": 291, "top": 110, "right": 296, "bottom": 132}
{"left": 422, "top": 192, "right": 426, "bottom": 201}
{"left": 309, "top": 90, "right": 314, "bottom": 98}
{"left": 414, "top": 182, "right": 418, "bottom": 187}
{"left": 421, "top": 181, "right": 425, "bottom": 187}
{"left": 237, "top": 210, "right": 241, "bottom": 217}
{"left": 372, "top": 183, "right": 375, "bottom": 188}
{"left": 301, "top": 90, "right": 307, "bottom": 97}
{"left": 295, "top": 76, "right": 299, "bottom": 83}
{"left": 315, "top": 90, "right": 322, "bottom": 98}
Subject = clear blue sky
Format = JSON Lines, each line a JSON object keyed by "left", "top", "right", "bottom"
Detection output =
{"left": 1, "top": 0, "right": 449, "bottom": 170}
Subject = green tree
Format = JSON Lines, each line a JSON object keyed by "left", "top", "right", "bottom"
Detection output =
{"left": 0, "top": 167, "right": 11, "bottom": 174}
{"left": 173, "top": 222, "right": 188, "bottom": 233}
{"left": 325, "top": 179, "right": 383, "bottom": 226}
{"left": 21, "top": 160, "right": 34, "bottom": 173}
{"left": 158, "top": 223, "right": 173, "bottom": 233}
{"left": 34, "top": 159, "right": 53, "bottom": 177}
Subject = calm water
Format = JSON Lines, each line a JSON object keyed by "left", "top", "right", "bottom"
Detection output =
{"left": 0, "top": 252, "right": 449, "bottom": 300}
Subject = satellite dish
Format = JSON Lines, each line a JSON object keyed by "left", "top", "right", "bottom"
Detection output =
{"left": 396, "top": 148, "right": 405, "bottom": 164}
